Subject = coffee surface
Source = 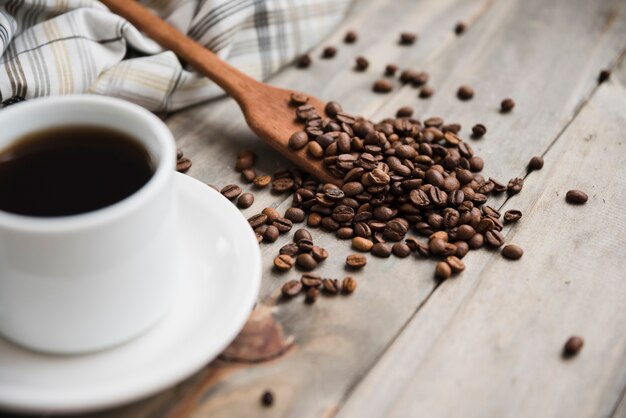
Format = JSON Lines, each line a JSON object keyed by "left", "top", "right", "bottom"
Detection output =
{"left": 0, "top": 126, "right": 154, "bottom": 217}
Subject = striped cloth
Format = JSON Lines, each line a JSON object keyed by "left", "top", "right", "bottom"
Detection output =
{"left": 0, "top": 0, "right": 351, "bottom": 112}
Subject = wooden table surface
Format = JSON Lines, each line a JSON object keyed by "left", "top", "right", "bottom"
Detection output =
{"left": 17, "top": 0, "right": 626, "bottom": 417}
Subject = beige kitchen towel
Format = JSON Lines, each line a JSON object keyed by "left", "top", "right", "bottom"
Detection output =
{"left": 0, "top": 0, "right": 352, "bottom": 111}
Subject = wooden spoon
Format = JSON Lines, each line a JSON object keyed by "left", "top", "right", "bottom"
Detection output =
{"left": 100, "top": 0, "right": 338, "bottom": 185}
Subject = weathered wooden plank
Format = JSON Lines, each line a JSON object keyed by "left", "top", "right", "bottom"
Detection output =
{"left": 338, "top": 49, "right": 626, "bottom": 418}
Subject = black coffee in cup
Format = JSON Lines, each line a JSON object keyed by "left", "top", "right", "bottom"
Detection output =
{"left": 0, "top": 126, "right": 155, "bottom": 217}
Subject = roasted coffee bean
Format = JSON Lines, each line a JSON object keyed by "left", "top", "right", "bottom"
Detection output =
{"left": 504, "top": 210, "right": 522, "bottom": 223}
{"left": 455, "top": 241, "right": 470, "bottom": 258}
{"left": 312, "top": 246, "right": 329, "bottom": 261}
{"left": 274, "top": 254, "right": 294, "bottom": 271}
{"left": 325, "top": 101, "right": 343, "bottom": 117}
{"left": 454, "top": 21, "right": 467, "bottom": 35}
{"left": 290, "top": 92, "right": 309, "bottom": 105}
{"left": 281, "top": 280, "right": 302, "bottom": 297}
{"left": 373, "top": 79, "right": 393, "bottom": 93}
{"left": 352, "top": 236, "right": 373, "bottom": 252}
{"left": 371, "top": 243, "right": 391, "bottom": 258}
{"left": 563, "top": 336, "right": 584, "bottom": 358}
{"left": 501, "top": 244, "right": 523, "bottom": 260}
{"left": 261, "top": 391, "right": 274, "bottom": 407}
{"left": 500, "top": 98, "right": 515, "bottom": 113}
{"left": 472, "top": 124, "right": 487, "bottom": 138}
{"left": 248, "top": 213, "right": 268, "bottom": 228}
{"left": 308, "top": 213, "right": 322, "bottom": 227}
{"left": 305, "top": 287, "right": 320, "bottom": 303}
{"left": 322, "top": 46, "right": 337, "bottom": 58}
{"left": 507, "top": 177, "right": 524, "bottom": 194}
{"left": 237, "top": 193, "right": 254, "bottom": 209}
{"left": 253, "top": 175, "right": 271, "bottom": 188}
{"left": 296, "top": 54, "right": 312, "bottom": 68}
{"left": 383, "top": 220, "right": 408, "bottom": 241}
{"left": 176, "top": 157, "right": 192, "bottom": 172}
{"left": 446, "top": 256, "right": 465, "bottom": 273}
{"left": 262, "top": 207, "right": 280, "bottom": 223}
{"left": 419, "top": 86, "right": 434, "bottom": 98}
{"left": 300, "top": 273, "right": 322, "bottom": 287}
{"left": 385, "top": 64, "right": 398, "bottom": 77}
{"left": 254, "top": 224, "right": 268, "bottom": 236}
{"left": 285, "top": 207, "right": 305, "bottom": 223}
{"left": 256, "top": 233, "right": 263, "bottom": 244}
{"left": 528, "top": 156, "right": 544, "bottom": 171}
{"left": 435, "top": 261, "right": 452, "bottom": 279}
{"left": 241, "top": 168, "right": 257, "bottom": 183}
{"left": 307, "top": 141, "right": 324, "bottom": 159}
{"left": 354, "top": 222, "right": 372, "bottom": 238}
{"left": 322, "top": 278, "right": 340, "bottom": 294}
{"left": 598, "top": 69, "right": 611, "bottom": 84}
{"left": 289, "top": 131, "right": 309, "bottom": 150}
{"left": 336, "top": 227, "right": 354, "bottom": 239}
{"left": 346, "top": 254, "right": 367, "bottom": 269}
{"left": 565, "top": 189, "right": 588, "bottom": 204}
{"left": 342, "top": 277, "right": 357, "bottom": 294}
{"left": 293, "top": 228, "right": 312, "bottom": 242}
{"left": 262, "top": 225, "right": 279, "bottom": 243}
{"left": 396, "top": 106, "right": 414, "bottom": 118}
{"left": 457, "top": 85, "right": 474, "bottom": 100}
{"left": 236, "top": 150, "right": 256, "bottom": 170}
{"left": 392, "top": 242, "right": 411, "bottom": 258}
{"left": 176, "top": 149, "right": 184, "bottom": 160}
{"left": 399, "top": 32, "right": 417, "bottom": 45}
{"left": 280, "top": 243, "right": 299, "bottom": 256}
{"left": 273, "top": 217, "right": 293, "bottom": 233}
{"left": 221, "top": 184, "right": 242, "bottom": 200}
{"left": 485, "top": 230, "right": 505, "bottom": 247}
{"left": 355, "top": 56, "right": 369, "bottom": 71}
{"left": 296, "top": 253, "right": 318, "bottom": 271}
{"left": 297, "top": 238, "right": 314, "bottom": 252}
{"left": 468, "top": 233, "right": 484, "bottom": 249}
{"left": 344, "top": 30, "right": 358, "bottom": 43}
{"left": 272, "top": 177, "right": 295, "bottom": 193}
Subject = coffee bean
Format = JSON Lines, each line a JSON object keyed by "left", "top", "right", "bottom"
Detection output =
{"left": 399, "top": 32, "right": 417, "bottom": 45}
{"left": 435, "top": 261, "right": 452, "bottom": 279}
{"left": 342, "top": 277, "right": 357, "bottom": 294}
{"left": 336, "top": 227, "right": 354, "bottom": 240}
{"left": 346, "top": 254, "right": 367, "bottom": 269}
{"left": 312, "top": 246, "right": 329, "bottom": 261}
{"left": 528, "top": 156, "right": 544, "bottom": 171}
{"left": 472, "top": 124, "right": 487, "bottom": 138}
{"left": 385, "top": 64, "right": 398, "bottom": 77}
{"left": 235, "top": 150, "right": 255, "bottom": 171}
{"left": 371, "top": 243, "right": 391, "bottom": 258}
{"left": 176, "top": 157, "right": 192, "bottom": 172}
{"left": 507, "top": 177, "right": 524, "bottom": 194}
{"left": 500, "top": 98, "right": 515, "bottom": 113}
{"left": 352, "top": 237, "right": 374, "bottom": 252}
{"left": 241, "top": 168, "right": 257, "bottom": 183}
{"left": 289, "top": 131, "right": 309, "bottom": 150}
{"left": 262, "top": 207, "right": 280, "bottom": 223}
{"left": 237, "top": 192, "right": 254, "bottom": 209}
{"left": 273, "top": 217, "right": 293, "bottom": 233}
{"left": 248, "top": 213, "right": 268, "bottom": 229}
{"left": 296, "top": 253, "right": 317, "bottom": 271}
{"left": 457, "top": 86, "right": 474, "bottom": 101}
{"left": 256, "top": 233, "right": 263, "bottom": 244}
{"left": 305, "top": 287, "right": 320, "bottom": 303}
{"left": 297, "top": 238, "right": 314, "bottom": 253}
{"left": 501, "top": 244, "right": 523, "bottom": 260}
{"left": 176, "top": 149, "right": 184, "bottom": 160}
{"left": 285, "top": 207, "right": 305, "bottom": 223}
{"left": 325, "top": 101, "right": 343, "bottom": 117}
{"left": 563, "top": 336, "right": 584, "bottom": 358}
{"left": 280, "top": 242, "right": 299, "bottom": 256}
{"left": 290, "top": 92, "right": 309, "bottom": 106}
{"left": 253, "top": 175, "right": 271, "bottom": 188}
{"left": 392, "top": 243, "right": 411, "bottom": 258}
{"left": 355, "top": 56, "right": 369, "bottom": 71}
{"left": 485, "top": 230, "right": 505, "bottom": 247}
{"left": 373, "top": 79, "right": 393, "bottom": 93}
{"left": 455, "top": 241, "right": 470, "bottom": 258}
{"left": 446, "top": 256, "right": 465, "bottom": 273}
{"left": 504, "top": 210, "right": 522, "bottom": 223}
{"left": 598, "top": 69, "right": 611, "bottom": 84}
{"left": 396, "top": 106, "right": 414, "bottom": 118}
{"left": 281, "top": 280, "right": 302, "bottom": 297}
{"left": 274, "top": 254, "right": 294, "bottom": 271}
{"left": 322, "top": 278, "right": 340, "bottom": 294}
{"left": 300, "top": 273, "right": 322, "bottom": 287}
{"left": 261, "top": 226, "right": 277, "bottom": 243}
{"left": 296, "top": 54, "right": 311, "bottom": 68}
{"left": 454, "top": 21, "right": 466, "bottom": 35}
{"left": 419, "top": 86, "right": 434, "bottom": 98}
{"left": 293, "top": 228, "right": 312, "bottom": 242}
{"left": 565, "top": 189, "right": 588, "bottom": 204}
{"left": 261, "top": 390, "right": 274, "bottom": 407}
{"left": 344, "top": 30, "right": 358, "bottom": 43}
{"left": 272, "top": 178, "right": 295, "bottom": 193}
{"left": 468, "top": 233, "right": 484, "bottom": 249}
{"left": 307, "top": 141, "right": 324, "bottom": 159}
{"left": 308, "top": 213, "right": 322, "bottom": 227}
{"left": 322, "top": 46, "right": 337, "bottom": 58}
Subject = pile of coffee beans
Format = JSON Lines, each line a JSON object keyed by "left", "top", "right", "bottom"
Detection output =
{"left": 281, "top": 274, "right": 356, "bottom": 304}
{"left": 271, "top": 228, "right": 329, "bottom": 272}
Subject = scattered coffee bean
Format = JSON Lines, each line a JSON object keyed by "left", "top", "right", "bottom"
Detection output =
{"left": 392, "top": 243, "right": 411, "bottom": 258}
{"left": 295, "top": 54, "right": 311, "bottom": 68}
{"left": 454, "top": 21, "right": 467, "bottom": 35}
{"left": 273, "top": 217, "right": 293, "bottom": 233}
{"left": 342, "top": 277, "right": 357, "bottom": 294}
{"left": 248, "top": 213, "right": 268, "bottom": 229}
{"left": 241, "top": 168, "right": 257, "bottom": 183}
{"left": 598, "top": 69, "right": 611, "bottom": 84}
{"left": 285, "top": 207, "right": 305, "bottom": 223}
{"left": 296, "top": 237, "right": 313, "bottom": 253}
{"left": 472, "top": 124, "right": 487, "bottom": 138}
{"left": 352, "top": 236, "right": 374, "bottom": 252}
{"left": 274, "top": 254, "right": 294, "bottom": 271}
{"left": 396, "top": 106, "right": 414, "bottom": 118}
{"left": 280, "top": 242, "right": 299, "bottom": 256}
{"left": 305, "top": 287, "right": 320, "bottom": 303}
{"left": 371, "top": 242, "right": 391, "bottom": 258}
{"left": 435, "top": 261, "right": 452, "bottom": 279}
{"left": 485, "top": 230, "right": 505, "bottom": 247}
{"left": 446, "top": 255, "right": 465, "bottom": 273}
{"left": 294, "top": 228, "right": 312, "bottom": 242}
{"left": 264, "top": 225, "right": 279, "bottom": 243}
{"left": 300, "top": 273, "right": 322, "bottom": 287}
{"left": 176, "top": 157, "right": 192, "bottom": 173}
{"left": 399, "top": 32, "right": 417, "bottom": 45}
{"left": 501, "top": 244, "right": 523, "bottom": 260}
{"left": 312, "top": 246, "right": 329, "bottom": 261}
{"left": 296, "top": 253, "right": 317, "bottom": 271}
{"left": 322, "top": 46, "right": 337, "bottom": 58}
{"left": 457, "top": 85, "right": 474, "bottom": 101}
{"left": 507, "top": 177, "right": 524, "bottom": 194}
{"left": 346, "top": 254, "right": 367, "bottom": 269}
{"left": 281, "top": 280, "right": 302, "bottom": 297}
{"left": 503, "top": 210, "right": 522, "bottom": 223}
{"left": 289, "top": 131, "right": 309, "bottom": 150}
{"left": 355, "top": 56, "right": 369, "bottom": 71}
{"left": 262, "top": 207, "right": 281, "bottom": 223}
{"left": 344, "top": 30, "right": 358, "bottom": 44}
{"left": 385, "top": 64, "right": 398, "bottom": 77}
{"left": 289, "top": 92, "right": 309, "bottom": 105}
{"left": 563, "top": 336, "right": 584, "bottom": 358}
{"left": 253, "top": 175, "right": 271, "bottom": 188}
{"left": 237, "top": 192, "right": 254, "bottom": 209}
{"left": 528, "top": 156, "right": 544, "bottom": 171}
{"left": 419, "top": 86, "right": 434, "bottom": 98}
{"left": 325, "top": 101, "right": 343, "bottom": 117}
{"left": 500, "top": 98, "right": 515, "bottom": 113}
{"left": 261, "top": 390, "right": 274, "bottom": 407}
{"left": 322, "top": 278, "right": 340, "bottom": 294}
{"left": 565, "top": 189, "right": 588, "bottom": 204}
{"left": 373, "top": 79, "right": 393, "bottom": 93}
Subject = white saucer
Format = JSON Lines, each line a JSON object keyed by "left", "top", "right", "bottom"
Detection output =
{"left": 0, "top": 173, "right": 262, "bottom": 415}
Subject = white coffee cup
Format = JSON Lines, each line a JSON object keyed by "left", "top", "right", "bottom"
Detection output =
{"left": 0, "top": 95, "right": 178, "bottom": 354}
